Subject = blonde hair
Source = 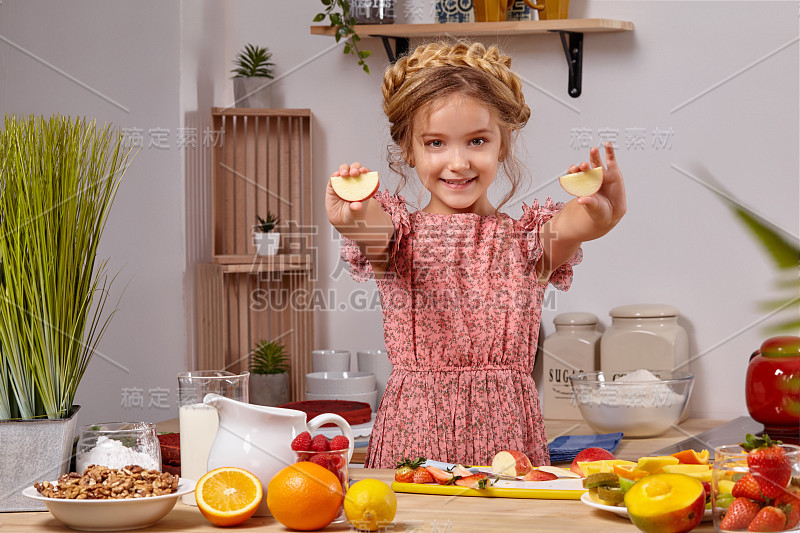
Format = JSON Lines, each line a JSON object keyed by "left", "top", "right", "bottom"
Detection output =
{"left": 382, "top": 41, "right": 531, "bottom": 212}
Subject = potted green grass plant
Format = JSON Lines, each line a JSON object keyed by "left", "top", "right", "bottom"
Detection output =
{"left": 249, "top": 339, "right": 290, "bottom": 406}
{"left": 253, "top": 212, "right": 280, "bottom": 256}
{"left": 232, "top": 43, "right": 276, "bottom": 108}
{"left": 0, "top": 115, "right": 132, "bottom": 511}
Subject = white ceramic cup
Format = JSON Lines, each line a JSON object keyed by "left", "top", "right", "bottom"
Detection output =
{"left": 357, "top": 350, "right": 393, "bottom": 404}
{"left": 312, "top": 350, "right": 351, "bottom": 373}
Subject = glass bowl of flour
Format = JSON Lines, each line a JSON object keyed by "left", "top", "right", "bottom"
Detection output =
{"left": 76, "top": 422, "right": 162, "bottom": 473}
{"left": 568, "top": 370, "right": 694, "bottom": 437}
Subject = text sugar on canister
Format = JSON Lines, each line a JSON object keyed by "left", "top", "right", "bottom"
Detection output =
{"left": 541, "top": 312, "right": 601, "bottom": 420}
{"left": 600, "top": 304, "right": 689, "bottom": 376}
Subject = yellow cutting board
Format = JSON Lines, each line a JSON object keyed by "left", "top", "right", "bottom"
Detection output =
{"left": 391, "top": 477, "right": 586, "bottom": 500}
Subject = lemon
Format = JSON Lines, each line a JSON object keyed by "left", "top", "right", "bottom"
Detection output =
{"left": 344, "top": 479, "right": 397, "bottom": 532}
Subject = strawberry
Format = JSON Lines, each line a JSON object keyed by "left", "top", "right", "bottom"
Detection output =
{"left": 523, "top": 469, "right": 558, "bottom": 482}
{"left": 394, "top": 456, "right": 426, "bottom": 483}
{"left": 291, "top": 431, "right": 312, "bottom": 451}
{"left": 775, "top": 483, "right": 800, "bottom": 529}
{"left": 425, "top": 465, "right": 456, "bottom": 485}
{"left": 330, "top": 435, "right": 350, "bottom": 450}
{"left": 732, "top": 473, "right": 766, "bottom": 503}
{"left": 311, "top": 434, "right": 330, "bottom": 452}
{"left": 719, "top": 497, "right": 761, "bottom": 531}
{"left": 454, "top": 473, "right": 490, "bottom": 489}
{"left": 740, "top": 433, "right": 792, "bottom": 499}
{"left": 747, "top": 506, "right": 786, "bottom": 532}
{"left": 412, "top": 467, "right": 434, "bottom": 484}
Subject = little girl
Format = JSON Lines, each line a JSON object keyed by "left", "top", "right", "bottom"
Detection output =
{"left": 326, "top": 41, "right": 626, "bottom": 468}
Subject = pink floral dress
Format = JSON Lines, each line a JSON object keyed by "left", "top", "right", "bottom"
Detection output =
{"left": 341, "top": 191, "right": 582, "bottom": 468}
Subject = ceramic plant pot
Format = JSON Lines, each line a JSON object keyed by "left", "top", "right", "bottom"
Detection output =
{"left": 254, "top": 231, "right": 280, "bottom": 256}
{"left": 249, "top": 373, "right": 290, "bottom": 407}
{"left": 233, "top": 77, "right": 273, "bottom": 108}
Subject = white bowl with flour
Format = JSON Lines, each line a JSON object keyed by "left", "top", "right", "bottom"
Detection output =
{"left": 568, "top": 370, "right": 694, "bottom": 438}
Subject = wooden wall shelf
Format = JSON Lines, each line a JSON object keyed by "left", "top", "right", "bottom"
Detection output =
{"left": 309, "top": 19, "right": 633, "bottom": 38}
{"left": 310, "top": 19, "right": 634, "bottom": 97}
{"left": 212, "top": 254, "right": 314, "bottom": 273}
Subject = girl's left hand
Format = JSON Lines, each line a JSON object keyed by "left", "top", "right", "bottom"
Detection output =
{"left": 567, "top": 142, "right": 627, "bottom": 231}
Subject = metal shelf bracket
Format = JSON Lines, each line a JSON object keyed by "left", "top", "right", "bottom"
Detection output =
{"left": 375, "top": 36, "right": 410, "bottom": 64}
{"left": 554, "top": 30, "right": 583, "bottom": 98}
{"left": 373, "top": 31, "right": 583, "bottom": 98}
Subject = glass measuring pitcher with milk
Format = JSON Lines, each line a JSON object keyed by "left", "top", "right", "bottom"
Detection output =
{"left": 177, "top": 371, "right": 249, "bottom": 504}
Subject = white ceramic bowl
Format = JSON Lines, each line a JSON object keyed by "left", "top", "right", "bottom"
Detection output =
{"left": 21, "top": 478, "right": 196, "bottom": 531}
{"left": 306, "top": 371, "right": 376, "bottom": 395}
{"left": 568, "top": 371, "right": 694, "bottom": 438}
{"left": 305, "top": 390, "right": 378, "bottom": 412}
{"left": 311, "top": 350, "right": 351, "bottom": 373}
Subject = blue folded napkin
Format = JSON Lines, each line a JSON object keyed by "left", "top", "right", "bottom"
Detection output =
{"left": 548, "top": 432, "right": 623, "bottom": 463}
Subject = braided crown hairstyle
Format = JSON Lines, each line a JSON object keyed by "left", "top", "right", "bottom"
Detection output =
{"left": 382, "top": 41, "right": 531, "bottom": 211}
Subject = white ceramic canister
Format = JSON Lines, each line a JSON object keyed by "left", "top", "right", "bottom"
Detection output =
{"left": 600, "top": 304, "right": 689, "bottom": 378}
{"left": 541, "top": 312, "right": 601, "bottom": 420}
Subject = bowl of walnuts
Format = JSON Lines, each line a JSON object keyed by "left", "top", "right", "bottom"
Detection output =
{"left": 23, "top": 464, "right": 195, "bottom": 531}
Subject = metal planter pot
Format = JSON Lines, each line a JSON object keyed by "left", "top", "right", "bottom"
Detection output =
{"left": 0, "top": 406, "right": 80, "bottom": 511}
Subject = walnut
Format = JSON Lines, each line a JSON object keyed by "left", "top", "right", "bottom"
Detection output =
{"left": 34, "top": 466, "right": 179, "bottom": 500}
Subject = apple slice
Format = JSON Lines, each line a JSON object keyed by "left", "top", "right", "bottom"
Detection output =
{"left": 330, "top": 171, "right": 380, "bottom": 202}
{"left": 537, "top": 465, "right": 582, "bottom": 479}
{"left": 559, "top": 166, "right": 603, "bottom": 197}
{"left": 491, "top": 450, "right": 533, "bottom": 477}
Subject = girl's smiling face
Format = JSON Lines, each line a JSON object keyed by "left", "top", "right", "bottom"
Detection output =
{"left": 410, "top": 94, "right": 504, "bottom": 215}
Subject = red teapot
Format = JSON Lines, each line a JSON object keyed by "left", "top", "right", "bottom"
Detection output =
{"left": 745, "top": 336, "right": 800, "bottom": 444}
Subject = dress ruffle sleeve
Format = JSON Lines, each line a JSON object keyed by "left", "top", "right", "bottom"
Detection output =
{"left": 519, "top": 198, "right": 583, "bottom": 291}
{"left": 339, "top": 190, "right": 412, "bottom": 282}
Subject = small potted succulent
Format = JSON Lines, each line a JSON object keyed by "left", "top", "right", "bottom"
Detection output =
{"left": 249, "top": 339, "right": 290, "bottom": 406}
{"left": 232, "top": 43, "right": 275, "bottom": 108}
{"left": 253, "top": 212, "right": 280, "bottom": 256}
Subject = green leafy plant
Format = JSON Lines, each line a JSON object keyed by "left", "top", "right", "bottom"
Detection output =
{"left": 0, "top": 115, "right": 132, "bottom": 420}
{"left": 697, "top": 165, "right": 799, "bottom": 333}
{"left": 250, "top": 339, "right": 289, "bottom": 375}
{"left": 231, "top": 44, "right": 275, "bottom": 79}
{"left": 313, "top": 0, "right": 371, "bottom": 74}
{"left": 731, "top": 204, "right": 799, "bottom": 333}
{"left": 255, "top": 212, "right": 280, "bottom": 233}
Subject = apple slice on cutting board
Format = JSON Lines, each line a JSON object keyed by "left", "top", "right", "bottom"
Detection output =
{"left": 330, "top": 171, "right": 380, "bottom": 202}
{"left": 559, "top": 166, "right": 603, "bottom": 197}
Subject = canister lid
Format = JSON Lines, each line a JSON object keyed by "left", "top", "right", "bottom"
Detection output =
{"left": 554, "top": 312, "right": 599, "bottom": 325}
{"left": 609, "top": 304, "right": 680, "bottom": 318}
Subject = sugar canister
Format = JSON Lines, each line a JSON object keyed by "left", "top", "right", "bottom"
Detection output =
{"left": 541, "top": 312, "right": 601, "bottom": 420}
{"left": 600, "top": 304, "right": 689, "bottom": 377}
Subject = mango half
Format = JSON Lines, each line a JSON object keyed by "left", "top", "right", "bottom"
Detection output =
{"left": 624, "top": 474, "right": 705, "bottom": 533}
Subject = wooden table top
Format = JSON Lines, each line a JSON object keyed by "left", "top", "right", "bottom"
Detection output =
{"left": 4, "top": 418, "right": 724, "bottom": 531}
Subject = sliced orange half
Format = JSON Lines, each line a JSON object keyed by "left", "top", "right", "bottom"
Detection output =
{"left": 195, "top": 466, "right": 264, "bottom": 527}
{"left": 670, "top": 449, "right": 709, "bottom": 465}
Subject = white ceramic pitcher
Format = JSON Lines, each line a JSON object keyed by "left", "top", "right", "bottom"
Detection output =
{"left": 203, "top": 393, "right": 354, "bottom": 517}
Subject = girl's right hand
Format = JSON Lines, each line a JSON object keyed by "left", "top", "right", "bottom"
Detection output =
{"left": 325, "top": 162, "right": 377, "bottom": 228}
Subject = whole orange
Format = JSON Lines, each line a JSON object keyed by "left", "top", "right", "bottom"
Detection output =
{"left": 267, "top": 461, "right": 344, "bottom": 531}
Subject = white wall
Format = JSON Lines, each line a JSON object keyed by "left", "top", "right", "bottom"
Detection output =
{"left": 1, "top": 0, "right": 797, "bottom": 425}
{"left": 0, "top": 0, "right": 187, "bottom": 426}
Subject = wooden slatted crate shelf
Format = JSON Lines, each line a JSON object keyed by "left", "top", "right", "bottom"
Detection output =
{"left": 196, "top": 108, "right": 315, "bottom": 402}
